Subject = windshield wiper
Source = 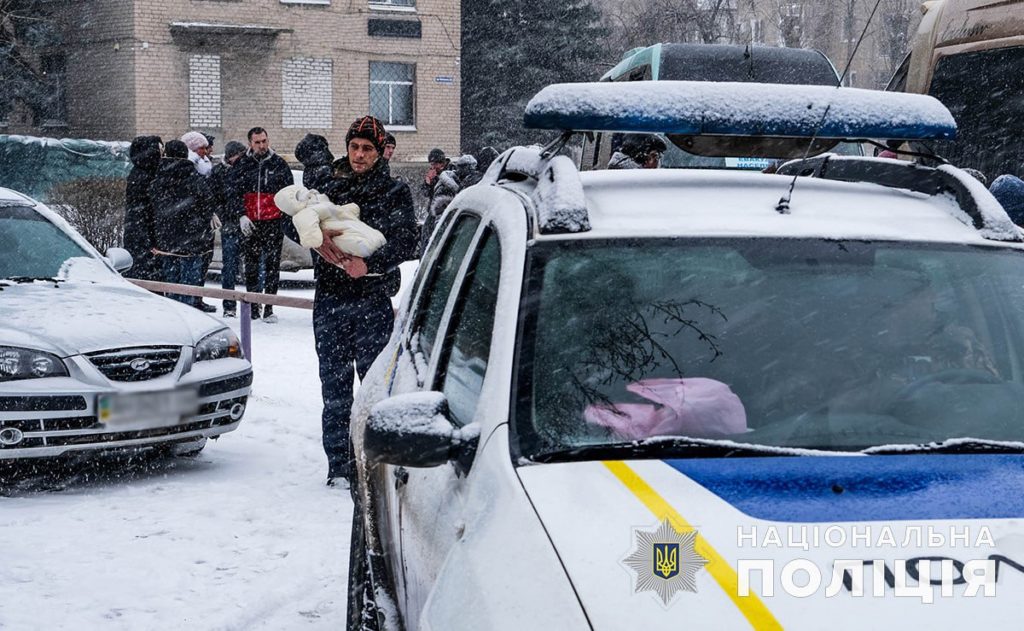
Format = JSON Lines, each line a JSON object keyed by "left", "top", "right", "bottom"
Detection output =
{"left": 863, "top": 438, "right": 1024, "bottom": 455}
{"left": 528, "top": 436, "right": 833, "bottom": 464}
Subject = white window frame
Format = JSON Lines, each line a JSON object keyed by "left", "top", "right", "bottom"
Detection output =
{"left": 370, "top": 61, "right": 416, "bottom": 130}
{"left": 368, "top": 0, "right": 416, "bottom": 12}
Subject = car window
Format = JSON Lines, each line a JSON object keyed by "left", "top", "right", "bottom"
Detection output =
{"left": 413, "top": 214, "right": 481, "bottom": 364}
{"left": 517, "top": 238, "right": 1024, "bottom": 456}
{"left": 437, "top": 229, "right": 500, "bottom": 426}
{"left": 0, "top": 205, "right": 92, "bottom": 279}
{"left": 409, "top": 212, "right": 456, "bottom": 303}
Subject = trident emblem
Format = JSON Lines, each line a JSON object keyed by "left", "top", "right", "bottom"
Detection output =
{"left": 654, "top": 543, "right": 680, "bottom": 579}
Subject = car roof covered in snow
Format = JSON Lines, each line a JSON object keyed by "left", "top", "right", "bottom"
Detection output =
{"left": 537, "top": 168, "right": 1024, "bottom": 246}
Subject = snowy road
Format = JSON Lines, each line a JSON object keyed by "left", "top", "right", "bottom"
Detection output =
{"left": 0, "top": 277, "right": 363, "bottom": 630}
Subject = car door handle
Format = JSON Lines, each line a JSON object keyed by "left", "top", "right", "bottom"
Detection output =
{"left": 394, "top": 466, "right": 409, "bottom": 489}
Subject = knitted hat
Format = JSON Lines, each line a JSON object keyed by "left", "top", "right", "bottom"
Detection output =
{"left": 428, "top": 148, "right": 447, "bottom": 164}
{"left": 180, "top": 131, "right": 209, "bottom": 152}
{"left": 345, "top": 115, "right": 387, "bottom": 153}
{"left": 385, "top": 132, "right": 397, "bottom": 147}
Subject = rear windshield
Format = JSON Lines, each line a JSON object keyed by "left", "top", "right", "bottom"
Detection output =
{"left": 659, "top": 44, "right": 839, "bottom": 85}
{"left": 0, "top": 205, "right": 93, "bottom": 279}
{"left": 516, "top": 238, "right": 1024, "bottom": 457}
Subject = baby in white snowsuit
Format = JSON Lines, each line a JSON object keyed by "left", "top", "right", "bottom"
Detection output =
{"left": 273, "top": 184, "right": 386, "bottom": 258}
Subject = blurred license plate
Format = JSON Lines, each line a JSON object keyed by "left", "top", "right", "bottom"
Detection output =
{"left": 97, "top": 389, "right": 199, "bottom": 428}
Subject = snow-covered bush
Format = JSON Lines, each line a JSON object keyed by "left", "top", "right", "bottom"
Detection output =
{"left": 48, "top": 177, "right": 125, "bottom": 253}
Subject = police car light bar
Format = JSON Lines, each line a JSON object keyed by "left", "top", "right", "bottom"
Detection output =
{"left": 524, "top": 81, "right": 957, "bottom": 141}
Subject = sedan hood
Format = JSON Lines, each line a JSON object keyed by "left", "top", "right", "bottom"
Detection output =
{"left": 0, "top": 279, "right": 222, "bottom": 355}
{"left": 518, "top": 455, "right": 1024, "bottom": 629}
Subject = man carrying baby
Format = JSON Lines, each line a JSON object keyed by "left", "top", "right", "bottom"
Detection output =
{"left": 312, "top": 115, "right": 418, "bottom": 488}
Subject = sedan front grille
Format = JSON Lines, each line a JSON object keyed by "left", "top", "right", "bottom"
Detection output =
{"left": 86, "top": 347, "right": 181, "bottom": 382}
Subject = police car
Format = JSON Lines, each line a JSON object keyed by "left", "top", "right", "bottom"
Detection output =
{"left": 347, "top": 79, "right": 1024, "bottom": 630}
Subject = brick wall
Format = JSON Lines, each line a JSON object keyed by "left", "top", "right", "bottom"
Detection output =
{"left": 189, "top": 54, "right": 223, "bottom": 128}
{"left": 282, "top": 58, "right": 333, "bottom": 128}
{"left": 128, "top": 0, "right": 460, "bottom": 162}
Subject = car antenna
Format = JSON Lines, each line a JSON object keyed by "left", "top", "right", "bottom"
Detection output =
{"left": 776, "top": 0, "right": 884, "bottom": 214}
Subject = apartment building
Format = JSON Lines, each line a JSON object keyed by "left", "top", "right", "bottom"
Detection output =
{"left": 3, "top": 0, "right": 460, "bottom": 163}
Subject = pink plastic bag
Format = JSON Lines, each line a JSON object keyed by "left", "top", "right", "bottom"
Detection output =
{"left": 583, "top": 378, "right": 747, "bottom": 440}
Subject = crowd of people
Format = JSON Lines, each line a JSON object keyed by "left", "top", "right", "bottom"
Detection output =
{"left": 121, "top": 116, "right": 501, "bottom": 488}
{"left": 123, "top": 127, "right": 293, "bottom": 321}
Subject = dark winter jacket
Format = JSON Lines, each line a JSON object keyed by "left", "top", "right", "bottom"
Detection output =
{"left": 475, "top": 146, "right": 500, "bottom": 174}
{"left": 990, "top": 174, "right": 1024, "bottom": 226}
{"left": 295, "top": 134, "right": 334, "bottom": 193}
{"left": 123, "top": 135, "right": 162, "bottom": 266}
{"left": 320, "top": 156, "right": 417, "bottom": 297}
{"left": 148, "top": 157, "right": 215, "bottom": 256}
{"left": 229, "top": 149, "right": 293, "bottom": 222}
{"left": 210, "top": 161, "right": 241, "bottom": 234}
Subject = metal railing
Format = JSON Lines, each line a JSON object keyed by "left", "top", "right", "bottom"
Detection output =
{"left": 127, "top": 279, "right": 313, "bottom": 360}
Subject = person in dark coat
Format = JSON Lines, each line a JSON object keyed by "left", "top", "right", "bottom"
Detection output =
{"left": 210, "top": 140, "right": 248, "bottom": 316}
{"left": 609, "top": 133, "right": 667, "bottom": 169}
{"left": 474, "top": 145, "right": 500, "bottom": 175}
{"left": 123, "top": 135, "right": 162, "bottom": 281}
{"left": 295, "top": 133, "right": 334, "bottom": 193}
{"left": 148, "top": 139, "right": 215, "bottom": 307}
{"left": 990, "top": 174, "right": 1024, "bottom": 226}
{"left": 312, "top": 115, "right": 417, "bottom": 487}
{"left": 229, "top": 126, "right": 294, "bottom": 322}
{"left": 454, "top": 153, "right": 481, "bottom": 188}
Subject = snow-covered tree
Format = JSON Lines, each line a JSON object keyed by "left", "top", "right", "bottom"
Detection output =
{"left": 0, "top": 0, "right": 64, "bottom": 124}
{"left": 461, "top": 0, "right": 606, "bottom": 152}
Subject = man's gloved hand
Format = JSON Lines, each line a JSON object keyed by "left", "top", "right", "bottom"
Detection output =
{"left": 240, "top": 216, "right": 254, "bottom": 237}
{"left": 210, "top": 214, "right": 222, "bottom": 231}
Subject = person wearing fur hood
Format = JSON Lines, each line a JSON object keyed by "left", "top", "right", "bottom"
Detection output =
{"left": 123, "top": 135, "right": 163, "bottom": 281}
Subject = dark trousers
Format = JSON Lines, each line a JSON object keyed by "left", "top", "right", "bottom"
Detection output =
{"left": 243, "top": 219, "right": 284, "bottom": 313}
{"left": 313, "top": 291, "right": 394, "bottom": 480}
{"left": 158, "top": 254, "right": 203, "bottom": 306}
{"left": 221, "top": 230, "right": 242, "bottom": 311}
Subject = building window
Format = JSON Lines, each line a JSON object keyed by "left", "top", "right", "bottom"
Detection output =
{"left": 189, "top": 54, "right": 222, "bottom": 128}
{"left": 38, "top": 53, "right": 67, "bottom": 127}
{"left": 370, "top": 61, "right": 414, "bottom": 127}
{"left": 282, "top": 58, "right": 333, "bottom": 128}
{"left": 369, "top": 0, "right": 415, "bottom": 8}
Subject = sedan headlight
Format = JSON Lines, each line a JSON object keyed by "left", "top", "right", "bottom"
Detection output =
{"left": 0, "top": 346, "right": 69, "bottom": 382}
{"left": 193, "top": 329, "right": 243, "bottom": 362}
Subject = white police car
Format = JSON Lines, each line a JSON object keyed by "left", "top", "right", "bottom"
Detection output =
{"left": 0, "top": 187, "right": 251, "bottom": 460}
{"left": 348, "top": 80, "right": 1024, "bottom": 629}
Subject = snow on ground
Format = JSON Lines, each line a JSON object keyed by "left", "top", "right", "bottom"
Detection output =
{"left": 0, "top": 265, "right": 416, "bottom": 630}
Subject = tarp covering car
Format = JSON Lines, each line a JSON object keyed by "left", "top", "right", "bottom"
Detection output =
{"left": 0, "top": 134, "right": 131, "bottom": 202}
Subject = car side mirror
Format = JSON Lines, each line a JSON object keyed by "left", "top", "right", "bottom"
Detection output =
{"left": 365, "top": 391, "right": 479, "bottom": 470}
{"left": 105, "top": 247, "right": 134, "bottom": 273}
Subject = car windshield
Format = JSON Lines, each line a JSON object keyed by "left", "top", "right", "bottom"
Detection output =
{"left": 516, "top": 238, "right": 1024, "bottom": 458}
{"left": 0, "top": 204, "right": 95, "bottom": 280}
